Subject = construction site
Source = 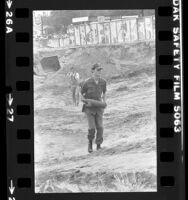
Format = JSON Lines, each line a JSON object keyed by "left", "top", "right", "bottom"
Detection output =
{"left": 34, "top": 11, "right": 156, "bottom": 193}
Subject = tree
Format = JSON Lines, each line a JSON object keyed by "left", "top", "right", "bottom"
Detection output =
{"left": 41, "top": 10, "right": 155, "bottom": 35}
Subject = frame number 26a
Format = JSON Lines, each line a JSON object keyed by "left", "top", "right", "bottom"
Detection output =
{"left": 6, "top": 0, "right": 13, "bottom": 34}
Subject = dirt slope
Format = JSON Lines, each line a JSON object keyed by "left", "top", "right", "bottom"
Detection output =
{"left": 34, "top": 42, "right": 156, "bottom": 192}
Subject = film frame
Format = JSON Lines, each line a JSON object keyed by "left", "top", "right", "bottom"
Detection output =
{"left": 2, "top": 0, "right": 185, "bottom": 199}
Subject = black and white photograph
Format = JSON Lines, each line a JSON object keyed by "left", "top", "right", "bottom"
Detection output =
{"left": 33, "top": 10, "right": 156, "bottom": 193}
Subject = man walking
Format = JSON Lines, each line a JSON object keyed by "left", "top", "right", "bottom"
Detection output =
{"left": 67, "top": 66, "right": 80, "bottom": 106}
{"left": 81, "top": 63, "right": 107, "bottom": 153}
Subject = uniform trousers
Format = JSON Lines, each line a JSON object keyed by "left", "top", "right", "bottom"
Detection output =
{"left": 85, "top": 109, "right": 104, "bottom": 144}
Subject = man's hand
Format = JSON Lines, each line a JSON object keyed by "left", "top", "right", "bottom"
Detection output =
{"left": 81, "top": 98, "right": 92, "bottom": 107}
{"left": 85, "top": 101, "right": 92, "bottom": 107}
{"left": 81, "top": 95, "right": 85, "bottom": 102}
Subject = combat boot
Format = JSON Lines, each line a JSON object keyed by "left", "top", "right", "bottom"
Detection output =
{"left": 96, "top": 144, "right": 101, "bottom": 150}
{"left": 88, "top": 140, "right": 93, "bottom": 153}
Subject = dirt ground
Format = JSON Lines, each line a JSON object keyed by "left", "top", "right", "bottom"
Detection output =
{"left": 34, "top": 42, "right": 157, "bottom": 192}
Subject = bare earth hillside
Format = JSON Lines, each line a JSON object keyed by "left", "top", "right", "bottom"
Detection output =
{"left": 34, "top": 42, "right": 156, "bottom": 192}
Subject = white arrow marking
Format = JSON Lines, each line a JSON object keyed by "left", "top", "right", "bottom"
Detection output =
{"left": 8, "top": 94, "right": 13, "bottom": 106}
{"left": 6, "top": 0, "right": 13, "bottom": 9}
{"left": 9, "top": 180, "right": 15, "bottom": 195}
{"left": 7, "top": 115, "right": 14, "bottom": 122}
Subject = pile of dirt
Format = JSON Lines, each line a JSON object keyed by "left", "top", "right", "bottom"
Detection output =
{"left": 34, "top": 41, "right": 155, "bottom": 88}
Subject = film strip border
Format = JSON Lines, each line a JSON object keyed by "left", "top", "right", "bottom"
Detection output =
{"left": 5, "top": 0, "right": 184, "bottom": 199}
{"left": 5, "top": 4, "right": 34, "bottom": 199}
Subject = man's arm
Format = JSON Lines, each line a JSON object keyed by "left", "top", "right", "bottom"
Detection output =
{"left": 102, "top": 81, "right": 107, "bottom": 103}
{"left": 81, "top": 81, "right": 87, "bottom": 101}
{"left": 102, "top": 92, "right": 106, "bottom": 104}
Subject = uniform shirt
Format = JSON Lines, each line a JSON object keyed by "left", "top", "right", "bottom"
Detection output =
{"left": 81, "top": 77, "right": 107, "bottom": 114}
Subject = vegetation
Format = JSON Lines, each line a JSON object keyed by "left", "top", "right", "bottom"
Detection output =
{"left": 42, "top": 10, "right": 154, "bottom": 35}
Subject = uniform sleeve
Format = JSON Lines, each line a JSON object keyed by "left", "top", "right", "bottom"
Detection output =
{"left": 103, "top": 80, "right": 107, "bottom": 93}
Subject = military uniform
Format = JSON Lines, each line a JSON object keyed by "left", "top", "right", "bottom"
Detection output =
{"left": 81, "top": 77, "right": 107, "bottom": 145}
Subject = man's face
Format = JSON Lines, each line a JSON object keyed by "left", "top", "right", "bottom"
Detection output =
{"left": 93, "top": 68, "right": 102, "bottom": 78}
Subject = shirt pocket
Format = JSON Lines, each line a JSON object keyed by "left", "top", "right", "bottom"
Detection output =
{"left": 87, "top": 85, "right": 95, "bottom": 93}
{"left": 97, "top": 83, "right": 104, "bottom": 94}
